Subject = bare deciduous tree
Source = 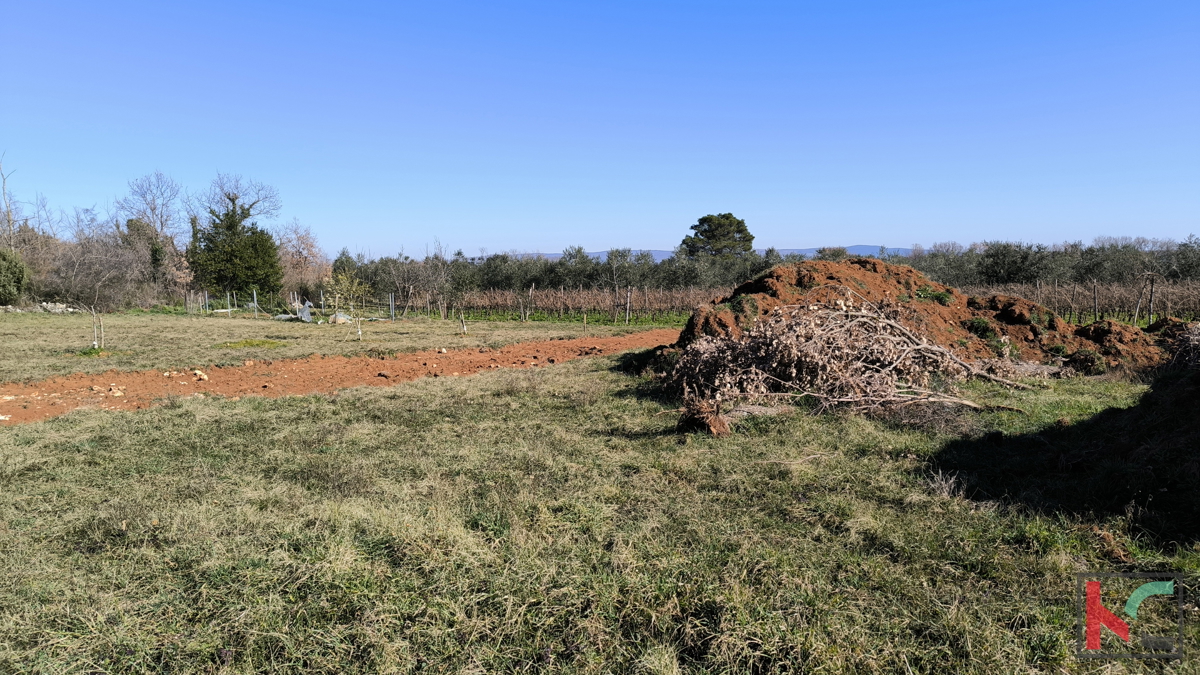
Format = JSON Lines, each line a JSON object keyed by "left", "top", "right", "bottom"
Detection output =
{"left": 42, "top": 209, "right": 150, "bottom": 311}
{"left": 274, "top": 219, "right": 330, "bottom": 300}
{"left": 115, "top": 171, "right": 184, "bottom": 241}
{"left": 187, "top": 173, "right": 282, "bottom": 223}
{"left": 1, "top": 157, "right": 20, "bottom": 253}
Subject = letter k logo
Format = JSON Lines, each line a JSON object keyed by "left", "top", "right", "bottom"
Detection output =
{"left": 1086, "top": 580, "right": 1130, "bottom": 649}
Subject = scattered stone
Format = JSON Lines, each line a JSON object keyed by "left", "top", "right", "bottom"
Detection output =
{"left": 193, "top": 369, "right": 209, "bottom": 382}
{"left": 377, "top": 372, "right": 390, "bottom": 379}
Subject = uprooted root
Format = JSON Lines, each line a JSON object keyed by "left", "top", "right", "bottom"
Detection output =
{"left": 677, "top": 397, "right": 731, "bottom": 437}
{"left": 669, "top": 298, "right": 1030, "bottom": 421}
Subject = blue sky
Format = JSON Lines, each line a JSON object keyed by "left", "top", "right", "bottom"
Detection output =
{"left": 3, "top": 1, "right": 1198, "bottom": 256}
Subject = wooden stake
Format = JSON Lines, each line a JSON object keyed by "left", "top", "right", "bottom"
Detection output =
{"left": 1148, "top": 277, "right": 1156, "bottom": 325}
{"left": 1132, "top": 281, "right": 1146, "bottom": 326}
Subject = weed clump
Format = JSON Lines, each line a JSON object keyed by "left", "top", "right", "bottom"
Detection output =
{"left": 915, "top": 285, "right": 953, "bottom": 306}
{"left": 961, "top": 317, "right": 996, "bottom": 340}
{"left": 1068, "top": 348, "right": 1106, "bottom": 376}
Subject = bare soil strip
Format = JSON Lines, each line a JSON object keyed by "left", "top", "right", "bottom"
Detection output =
{"left": 0, "top": 328, "right": 680, "bottom": 426}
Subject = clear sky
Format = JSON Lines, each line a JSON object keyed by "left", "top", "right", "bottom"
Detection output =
{"left": 3, "top": 1, "right": 1198, "bottom": 256}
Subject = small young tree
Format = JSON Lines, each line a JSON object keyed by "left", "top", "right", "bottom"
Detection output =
{"left": 328, "top": 272, "right": 369, "bottom": 339}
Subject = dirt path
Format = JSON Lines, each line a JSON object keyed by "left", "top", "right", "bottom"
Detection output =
{"left": 0, "top": 328, "right": 680, "bottom": 426}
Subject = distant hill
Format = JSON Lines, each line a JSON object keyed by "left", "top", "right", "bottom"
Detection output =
{"left": 519, "top": 246, "right": 912, "bottom": 263}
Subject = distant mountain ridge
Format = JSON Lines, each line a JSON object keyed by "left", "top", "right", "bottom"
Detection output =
{"left": 517, "top": 246, "right": 912, "bottom": 262}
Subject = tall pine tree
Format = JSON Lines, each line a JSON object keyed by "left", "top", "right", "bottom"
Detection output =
{"left": 680, "top": 213, "right": 755, "bottom": 258}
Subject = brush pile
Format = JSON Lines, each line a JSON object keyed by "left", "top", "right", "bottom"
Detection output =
{"left": 664, "top": 258, "right": 1182, "bottom": 434}
{"left": 1173, "top": 322, "right": 1200, "bottom": 370}
{"left": 669, "top": 294, "right": 1026, "bottom": 429}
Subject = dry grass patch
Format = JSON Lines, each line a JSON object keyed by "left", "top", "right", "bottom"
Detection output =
{"left": 0, "top": 312, "right": 660, "bottom": 383}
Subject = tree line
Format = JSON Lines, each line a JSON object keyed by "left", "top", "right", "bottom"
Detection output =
{"left": 0, "top": 164, "right": 327, "bottom": 310}
{"left": 897, "top": 238, "right": 1200, "bottom": 288}
{"left": 3, "top": 163, "right": 1198, "bottom": 313}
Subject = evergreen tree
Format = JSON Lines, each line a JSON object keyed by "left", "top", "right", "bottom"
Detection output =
{"left": 681, "top": 213, "right": 755, "bottom": 257}
{"left": 332, "top": 248, "right": 359, "bottom": 278}
{"left": 121, "top": 218, "right": 168, "bottom": 283}
{"left": 0, "top": 248, "right": 30, "bottom": 305}
{"left": 187, "top": 193, "right": 283, "bottom": 295}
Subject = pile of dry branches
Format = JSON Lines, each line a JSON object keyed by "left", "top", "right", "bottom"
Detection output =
{"left": 669, "top": 297, "right": 1027, "bottom": 429}
{"left": 1173, "top": 322, "right": 1200, "bottom": 370}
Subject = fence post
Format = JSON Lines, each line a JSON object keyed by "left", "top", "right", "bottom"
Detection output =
{"left": 204, "top": 290, "right": 209, "bottom": 314}
{"left": 390, "top": 293, "right": 395, "bottom": 322}
{"left": 1132, "top": 281, "right": 1146, "bottom": 326}
{"left": 226, "top": 292, "right": 231, "bottom": 318}
{"left": 1148, "top": 277, "right": 1156, "bottom": 325}
{"left": 625, "top": 287, "right": 632, "bottom": 325}
{"left": 253, "top": 290, "right": 258, "bottom": 319}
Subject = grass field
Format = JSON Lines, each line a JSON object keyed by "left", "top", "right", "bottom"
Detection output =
{"left": 0, "top": 312, "right": 655, "bottom": 383}
{"left": 1, "top": 316, "right": 1198, "bottom": 673}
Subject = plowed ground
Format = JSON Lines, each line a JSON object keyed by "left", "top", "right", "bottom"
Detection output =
{"left": 0, "top": 328, "right": 680, "bottom": 425}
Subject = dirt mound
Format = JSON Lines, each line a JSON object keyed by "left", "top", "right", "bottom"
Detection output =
{"left": 0, "top": 328, "right": 681, "bottom": 426}
{"left": 678, "top": 258, "right": 1167, "bottom": 370}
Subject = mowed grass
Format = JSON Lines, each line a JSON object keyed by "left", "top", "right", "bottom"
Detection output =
{"left": 0, "top": 313, "right": 659, "bottom": 383}
{"left": 2, "top": 353, "right": 1197, "bottom": 673}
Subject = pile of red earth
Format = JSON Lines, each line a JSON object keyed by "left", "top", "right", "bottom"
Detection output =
{"left": 679, "top": 258, "right": 1170, "bottom": 372}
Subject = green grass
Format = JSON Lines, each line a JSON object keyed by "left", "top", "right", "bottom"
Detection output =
{"left": 0, "top": 313, "right": 664, "bottom": 383}
{"left": 2, "top": 352, "right": 1196, "bottom": 672}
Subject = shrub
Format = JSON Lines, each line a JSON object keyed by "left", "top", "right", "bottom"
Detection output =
{"left": 0, "top": 249, "right": 31, "bottom": 305}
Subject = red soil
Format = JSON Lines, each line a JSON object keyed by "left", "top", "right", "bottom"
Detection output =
{"left": 0, "top": 328, "right": 681, "bottom": 426}
{"left": 680, "top": 258, "right": 1167, "bottom": 368}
